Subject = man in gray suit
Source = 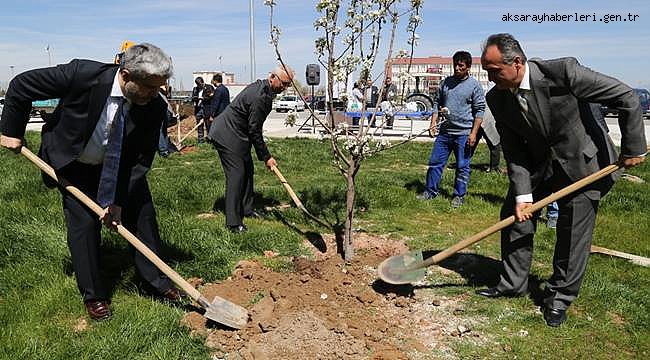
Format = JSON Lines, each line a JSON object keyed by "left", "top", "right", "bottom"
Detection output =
{"left": 476, "top": 33, "right": 646, "bottom": 327}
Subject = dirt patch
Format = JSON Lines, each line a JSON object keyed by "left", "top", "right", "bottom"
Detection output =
{"left": 181, "top": 233, "right": 489, "bottom": 359}
{"left": 73, "top": 317, "right": 89, "bottom": 333}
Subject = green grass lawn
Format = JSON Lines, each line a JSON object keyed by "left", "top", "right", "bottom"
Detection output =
{"left": 1, "top": 133, "right": 648, "bottom": 359}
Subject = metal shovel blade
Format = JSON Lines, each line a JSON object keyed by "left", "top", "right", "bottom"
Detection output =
{"left": 377, "top": 251, "right": 426, "bottom": 285}
{"left": 201, "top": 295, "right": 250, "bottom": 329}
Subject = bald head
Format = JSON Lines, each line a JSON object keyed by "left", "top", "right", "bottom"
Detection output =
{"left": 268, "top": 64, "right": 295, "bottom": 94}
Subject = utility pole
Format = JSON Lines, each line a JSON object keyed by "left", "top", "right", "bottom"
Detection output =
{"left": 249, "top": 0, "right": 256, "bottom": 82}
{"left": 46, "top": 44, "right": 52, "bottom": 66}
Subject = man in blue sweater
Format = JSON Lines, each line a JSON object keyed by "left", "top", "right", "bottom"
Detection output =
{"left": 417, "top": 51, "right": 486, "bottom": 208}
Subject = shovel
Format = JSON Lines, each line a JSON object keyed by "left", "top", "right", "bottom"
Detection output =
{"left": 270, "top": 165, "right": 330, "bottom": 228}
{"left": 378, "top": 160, "right": 626, "bottom": 285}
{"left": 20, "top": 147, "right": 249, "bottom": 329}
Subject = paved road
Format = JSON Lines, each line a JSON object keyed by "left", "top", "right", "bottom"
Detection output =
{"left": 26, "top": 112, "right": 650, "bottom": 147}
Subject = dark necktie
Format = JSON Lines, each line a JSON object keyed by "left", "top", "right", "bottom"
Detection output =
{"left": 97, "top": 100, "right": 128, "bottom": 208}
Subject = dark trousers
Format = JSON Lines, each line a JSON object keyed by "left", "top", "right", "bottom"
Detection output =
{"left": 58, "top": 162, "right": 172, "bottom": 302}
{"left": 196, "top": 114, "right": 205, "bottom": 143}
{"left": 473, "top": 128, "right": 501, "bottom": 170}
{"left": 214, "top": 143, "right": 254, "bottom": 226}
{"left": 497, "top": 163, "right": 599, "bottom": 310}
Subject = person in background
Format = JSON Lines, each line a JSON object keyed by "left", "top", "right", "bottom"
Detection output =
{"left": 191, "top": 77, "right": 207, "bottom": 143}
{"left": 379, "top": 77, "right": 397, "bottom": 129}
{"left": 349, "top": 82, "right": 364, "bottom": 126}
{"left": 207, "top": 73, "right": 230, "bottom": 132}
{"left": 417, "top": 50, "right": 486, "bottom": 208}
{"left": 364, "top": 78, "right": 379, "bottom": 127}
{"left": 471, "top": 105, "right": 502, "bottom": 173}
{"left": 157, "top": 85, "right": 178, "bottom": 158}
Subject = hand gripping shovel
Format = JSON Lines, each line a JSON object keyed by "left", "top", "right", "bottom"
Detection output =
{"left": 270, "top": 165, "right": 330, "bottom": 228}
{"left": 378, "top": 160, "right": 626, "bottom": 285}
{"left": 20, "top": 147, "right": 249, "bottom": 329}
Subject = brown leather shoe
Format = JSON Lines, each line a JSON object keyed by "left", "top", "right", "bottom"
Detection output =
{"left": 161, "top": 287, "right": 185, "bottom": 303}
{"left": 85, "top": 300, "right": 112, "bottom": 320}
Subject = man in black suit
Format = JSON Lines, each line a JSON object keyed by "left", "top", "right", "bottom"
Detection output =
{"left": 191, "top": 76, "right": 207, "bottom": 143}
{"left": 206, "top": 73, "right": 230, "bottom": 132}
{"left": 207, "top": 65, "right": 294, "bottom": 233}
{"left": 0, "top": 43, "right": 183, "bottom": 320}
{"left": 477, "top": 33, "right": 646, "bottom": 326}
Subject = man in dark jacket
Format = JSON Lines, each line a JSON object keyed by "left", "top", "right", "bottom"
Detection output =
{"left": 207, "top": 73, "right": 231, "bottom": 132}
{"left": 191, "top": 76, "right": 207, "bottom": 143}
{"left": 477, "top": 33, "right": 646, "bottom": 327}
{"left": 0, "top": 43, "right": 183, "bottom": 320}
{"left": 207, "top": 65, "right": 294, "bottom": 233}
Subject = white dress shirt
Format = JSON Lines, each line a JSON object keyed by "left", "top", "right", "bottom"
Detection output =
{"left": 78, "top": 72, "right": 125, "bottom": 165}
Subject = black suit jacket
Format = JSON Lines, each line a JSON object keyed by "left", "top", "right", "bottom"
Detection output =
{"left": 207, "top": 79, "right": 273, "bottom": 161}
{"left": 0, "top": 59, "right": 166, "bottom": 206}
{"left": 209, "top": 84, "right": 230, "bottom": 118}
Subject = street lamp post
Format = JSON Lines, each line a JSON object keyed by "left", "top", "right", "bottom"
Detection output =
{"left": 10, "top": 65, "right": 15, "bottom": 78}
{"left": 249, "top": 0, "right": 256, "bottom": 82}
{"left": 46, "top": 44, "right": 52, "bottom": 66}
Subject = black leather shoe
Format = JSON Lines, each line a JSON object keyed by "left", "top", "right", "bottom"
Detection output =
{"left": 475, "top": 287, "right": 519, "bottom": 298}
{"left": 228, "top": 224, "right": 248, "bottom": 233}
{"left": 542, "top": 306, "right": 567, "bottom": 327}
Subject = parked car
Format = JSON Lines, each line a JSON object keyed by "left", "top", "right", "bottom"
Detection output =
{"left": 307, "top": 95, "right": 326, "bottom": 111}
{"left": 275, "top": 95, "right": 305, "bottom": 112}
{"left": 600, "top": 88, "right": 650, "bottom": 118}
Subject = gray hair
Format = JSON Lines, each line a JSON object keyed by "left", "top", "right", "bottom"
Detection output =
{"left": 121, "top": 43, "right": 173, "bottom": 80}
{"left": 482, "top": 33, "right": 527, "bottom": 64}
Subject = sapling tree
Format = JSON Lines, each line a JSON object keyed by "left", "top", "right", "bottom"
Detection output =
{"left": 265, "top": 0, "right": 426, "bottom": 260}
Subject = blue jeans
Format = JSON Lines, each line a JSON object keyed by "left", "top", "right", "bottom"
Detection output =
{"left": 425, "top": 133, "right": 471, "bottom": 197}
{"left": 547, "top": 201, "right": 559, "bottom": 219}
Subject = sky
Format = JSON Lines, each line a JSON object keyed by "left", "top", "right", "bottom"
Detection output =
{"left": 1, "top": 0, "right": 649, "bottom": 91}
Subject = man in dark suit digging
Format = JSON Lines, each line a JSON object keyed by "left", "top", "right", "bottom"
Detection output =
{"left": 0, "top": 43, "right": 183, "bottom": 320}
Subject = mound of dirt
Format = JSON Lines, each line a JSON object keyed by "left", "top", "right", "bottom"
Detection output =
{"left": 181, "top": 233, "right": 488, "bottom": 359}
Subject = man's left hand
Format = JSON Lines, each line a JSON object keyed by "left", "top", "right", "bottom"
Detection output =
{"left": 100, "top": 205, "right": 122, "bottom": 231}
{"left": 468, "top": 132, "right": 477, "bottom": 147}
{"left": 620, "top": 155, "right": 646, "bottom": 169}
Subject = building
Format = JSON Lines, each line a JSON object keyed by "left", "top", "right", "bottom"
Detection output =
{"left": 192, "top": 71, "right": 236, "bottom": 85}
{"left": 388, "top": 56, "right": 489, "bottom": 97}
{"left": 191, "top": 71, "right": 248, "bottom": 101}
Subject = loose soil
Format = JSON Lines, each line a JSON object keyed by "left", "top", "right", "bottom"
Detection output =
{"left": 181, "top": 233, "right": 490, "bottom": 359}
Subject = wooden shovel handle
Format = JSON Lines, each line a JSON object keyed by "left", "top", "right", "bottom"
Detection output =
{"left": 421, "top": 161, "right": 623, "bottom": 268}
{"left": 177, "top": 119, "right": 204, "bottom": 145}
{"left": 20, "top": 147, "right": 203, "bottom": 301}
{"left": 271, "top": 165, "right": 305, "bottom": 208}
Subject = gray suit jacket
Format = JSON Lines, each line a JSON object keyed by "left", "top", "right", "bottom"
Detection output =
{"left": 486, "top": 57, "right": 646, "bottom": 199}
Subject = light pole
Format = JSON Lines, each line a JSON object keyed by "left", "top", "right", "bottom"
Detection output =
{"left": 46, "top": 44, "right": 52, "bottom": 66}
{"left": 248, "top": 0, "right": 256, "bottom": 82}
{"left": 10, "top": 65, "right": 15, "bottom": 78}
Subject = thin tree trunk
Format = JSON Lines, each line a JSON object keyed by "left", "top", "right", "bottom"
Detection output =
{"left": 343, "top": 158, "right": 358, "bottom": 261}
